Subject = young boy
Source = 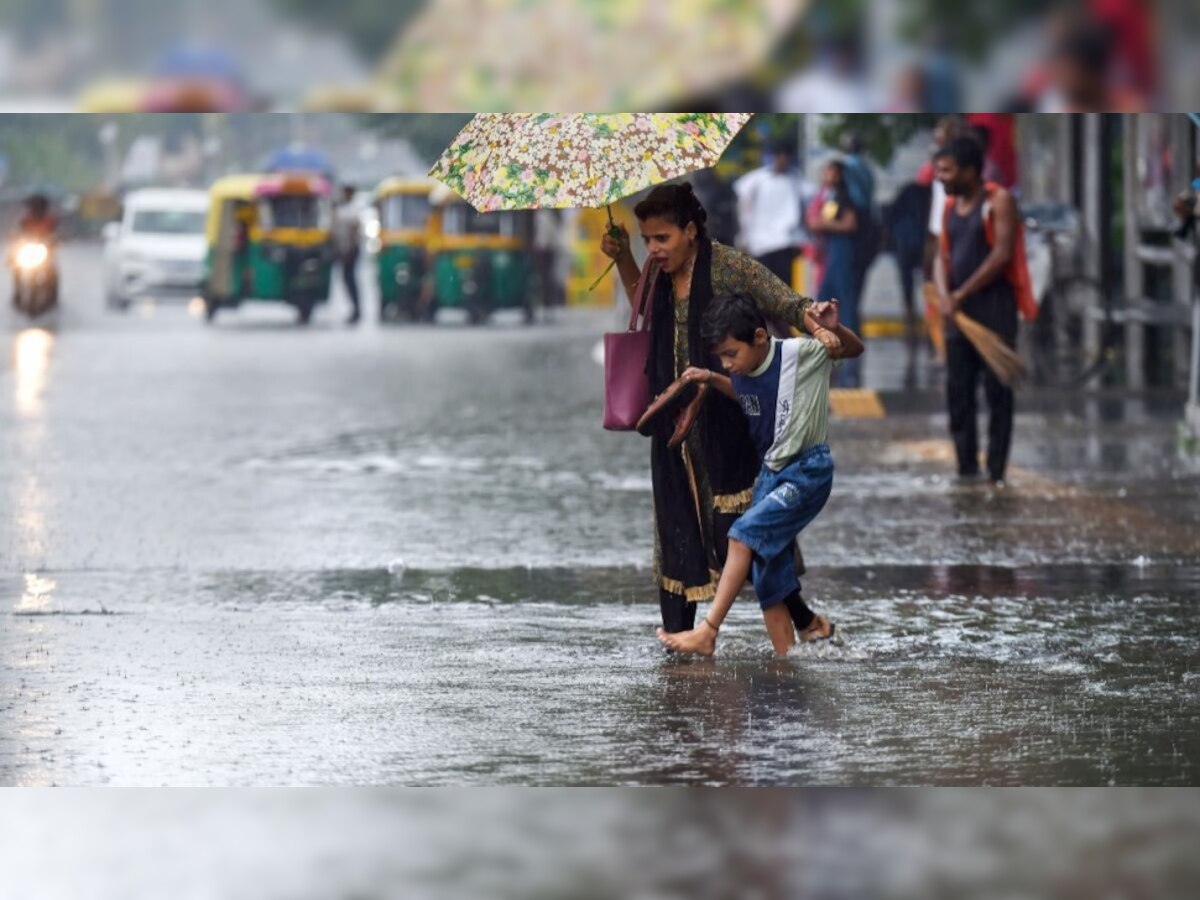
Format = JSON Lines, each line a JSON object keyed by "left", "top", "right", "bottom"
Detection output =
{"left": 657, "top": 294, "right": 864, "bottom": 656}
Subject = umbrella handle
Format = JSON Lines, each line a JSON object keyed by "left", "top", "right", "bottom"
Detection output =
{"left": 606, "top": 204, "right": 627, "bottom": 241}
{"left": 590, "top": 204, "right": 621, "bottom": 291}
{"left": 589, "top": 258, "right": 616, "bottom": 292}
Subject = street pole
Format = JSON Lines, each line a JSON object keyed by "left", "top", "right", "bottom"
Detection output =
{"left": 98, "top": 120, "right": 119, "bottom": 193}
{"left": 1188, "top": 297, "right": 1199, "bottom": 436}
{"left": 1176, "top": 114, "right": 1195, "bottom": 448}
{"left": 1082, "top": 114, "right": 1104, "bottom": 364}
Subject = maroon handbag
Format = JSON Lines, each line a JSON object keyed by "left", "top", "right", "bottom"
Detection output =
{"left": 602, "top": 260, "right": 659, "bottom": 430}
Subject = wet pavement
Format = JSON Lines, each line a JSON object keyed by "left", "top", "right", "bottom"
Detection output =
{"left": 1, "top": 243, "right": 1198, "bottom": 785}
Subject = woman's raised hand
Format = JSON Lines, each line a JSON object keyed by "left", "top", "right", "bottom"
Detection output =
{"left": 600, "top": 222, "right": 632, "bottom": 261}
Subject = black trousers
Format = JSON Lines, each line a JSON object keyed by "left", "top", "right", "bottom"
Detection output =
{"left": 756, "top": 248, "right": 797, "bottom": 287}
{"left": 660, "top": 507, "right": 814, "bottom": 634}
{"left": 659, "top": 588, "right": 815, "bottom": 633}
{"left": 946, "top": 334, "right": 1015, "bottom": 480}
{"left": 341, "top": 252, "right": 361, "bottom": 316}
{"left": 896, "top": 252, "right": 921, "bottom": 320}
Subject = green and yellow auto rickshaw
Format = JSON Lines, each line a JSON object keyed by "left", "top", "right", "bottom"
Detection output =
{"left": 429, "top": 192, "right": 534, "bottom": 324}
{"left": 202, "top": 173, "right": 335, "bottom": 325}
{"left": 373, "top": 177, "right": 435, "bottom": 322}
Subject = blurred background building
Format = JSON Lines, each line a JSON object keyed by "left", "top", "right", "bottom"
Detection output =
{"left": 0, "top": 111, "right": 1195, "bottom": 416}
{"left": 0, "top": 1, "right": 1195, "bottom": 113}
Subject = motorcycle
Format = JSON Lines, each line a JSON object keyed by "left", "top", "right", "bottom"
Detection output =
{"left": 10, "top": 239, "right": 59, "bottom": 318}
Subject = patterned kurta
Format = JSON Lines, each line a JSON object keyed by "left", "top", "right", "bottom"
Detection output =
{"left": 653, "top": 241, "right": 815, "bottom": 600}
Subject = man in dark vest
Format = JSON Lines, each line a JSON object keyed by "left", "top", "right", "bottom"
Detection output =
{"left": 933, "top": 136, "right": 1020, "bottom": 486}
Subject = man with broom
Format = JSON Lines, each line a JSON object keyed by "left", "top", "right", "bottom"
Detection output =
{"left": 933, "top": 136, "right": 1031, "bottom": 487}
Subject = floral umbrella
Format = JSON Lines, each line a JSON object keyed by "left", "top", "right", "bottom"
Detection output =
{"left": 377, "top": 0, "right": 805, "bottom": 111}
{"left": 429, "top": 113, "right": 753, "bottom": 213}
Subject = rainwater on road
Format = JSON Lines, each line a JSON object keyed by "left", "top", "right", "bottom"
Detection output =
{"left": 2, "top": 244, "right": 1198, "bottom": 785}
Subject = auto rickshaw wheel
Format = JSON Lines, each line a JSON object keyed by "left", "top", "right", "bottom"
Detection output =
{"left": 379, "top": 299, "right": 402, "bottom": 324}
{"left": 203, "top": 296, "right": 219, "bottom": 323}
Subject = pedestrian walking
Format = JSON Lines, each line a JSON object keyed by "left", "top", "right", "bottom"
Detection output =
{"left": 656, "top": 293, "right": 861, "bottom": 656}
{"left": 733, "top": 141, "right": 811, "bottom": 289}
{"left": 807, "top": 160, "right": 862, "bottom": 387}
{"left": 933, "top": 137, "right": 1030, "bottom": 486}
{"left": 334, "top": 185, "right": 362, "bottom": 325}
{"left": 600, "top": 183, "right": 831, "bottom": 639}
{"left": 884, "top": 179, "right": 932, "bottom": 345}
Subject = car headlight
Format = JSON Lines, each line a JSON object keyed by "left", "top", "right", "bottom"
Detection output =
{"left": 16, "top": 243, "right": 48, "bottom": 270}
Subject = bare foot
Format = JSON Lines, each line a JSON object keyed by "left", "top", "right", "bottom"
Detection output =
{"left": 656, "top": 626, "right": 717, "bottom": 656}
{"left": 799, "top": 614, "right": 835, "bottom": 642}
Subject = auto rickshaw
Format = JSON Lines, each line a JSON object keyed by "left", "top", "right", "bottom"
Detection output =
{"left": 373, "top": 178, "right": 435, "bottom": 322}
{"left": 202, "top": 173, "right": 335, "bottom": 324}
{"left": 429, "top": 190, "right": 534, "bottom": 324}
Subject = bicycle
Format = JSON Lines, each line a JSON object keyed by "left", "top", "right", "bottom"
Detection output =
{"left": 1023, "top": 204, "right": 1119, "bottom": 387}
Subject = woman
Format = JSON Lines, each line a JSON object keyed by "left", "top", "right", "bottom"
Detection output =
{"left": 601, "top": 183, "right": 834, "bottom": 641}
{"left": 808, "top": 160, "right": 861, "bottom": 387}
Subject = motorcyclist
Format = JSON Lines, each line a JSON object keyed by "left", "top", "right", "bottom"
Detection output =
{"left": 15, "top": 193, "right": 58, "bottom": 243}
{"left": 10, "top": 193, "right": 60, "bottom": 311}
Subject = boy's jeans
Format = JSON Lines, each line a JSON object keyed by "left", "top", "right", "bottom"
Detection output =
{"left": 727, "top": 444, "right": 834, "bottom": 609}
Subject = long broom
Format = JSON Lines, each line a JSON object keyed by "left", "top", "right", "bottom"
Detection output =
{"left": 922, "top": 283, "right": 1024, "bottom": 386}
{"left": 922, "top": 282, "right": 947, "bottom": 364}
{"left": 952, "top": 311, "right": 1026, "bottom": 387}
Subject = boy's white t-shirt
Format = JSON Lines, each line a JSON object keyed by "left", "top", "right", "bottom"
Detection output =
{"left": 731, "top": 337, "right": 834, "bottom": 472}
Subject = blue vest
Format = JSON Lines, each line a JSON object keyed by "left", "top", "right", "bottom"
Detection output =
{"left": 731, "top": 343, "right": 783, "bottom": 462}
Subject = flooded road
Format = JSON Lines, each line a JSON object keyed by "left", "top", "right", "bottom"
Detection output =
{"left": 2, "top": 244, "right": 1198, "bottom": 785}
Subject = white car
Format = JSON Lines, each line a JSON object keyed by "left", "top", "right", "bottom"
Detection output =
{"left": 103, "top": 189, "right": 209, "bottom": 309}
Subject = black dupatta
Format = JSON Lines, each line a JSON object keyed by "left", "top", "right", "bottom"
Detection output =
{"left": 646, "top": 238, "right": 761, "bottom": 596}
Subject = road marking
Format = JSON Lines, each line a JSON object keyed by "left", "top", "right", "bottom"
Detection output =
{"left": 830, "top": 388, "right": 886, "bottom": 419}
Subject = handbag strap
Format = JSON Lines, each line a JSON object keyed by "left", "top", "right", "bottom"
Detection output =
{"left": 626, "top": 259, "right": 660, "bottom": 333}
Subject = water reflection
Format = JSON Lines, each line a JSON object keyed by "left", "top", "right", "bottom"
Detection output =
{"left": 13, "top": 328, "right": 54, "bottom": 418}
{"left": 13, "top": 573, "right": 57, "bottom": 615}
{"left": 10, "top": 330, "right": 56, "bottom": 569}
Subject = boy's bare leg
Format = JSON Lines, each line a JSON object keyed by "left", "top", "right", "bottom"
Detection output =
{"left": 762, "top": 603, "right": 796, "bottom": 655}
{"left": 657, "top": 539, "right": 754, "bottom": 655}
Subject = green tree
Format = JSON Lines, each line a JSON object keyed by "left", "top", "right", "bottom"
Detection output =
{"left": 895, "top": 0, "right": 1051, "bottom": 62}
{"left": 269, "top": 0, "right": 428, "bottom": 62}
{"left": 0, "top": 132, "right": 99, "bottom": 190}
{"left": 354, "top": 113, "right": 472, "bottom": 167}
{"left": 0, "top": 0, "right": 71, "bottom": 41}
{"left": 714, "top": 114, "right": 803, "bottom": 180}
{"left": 817, "top": 113, "right": 939, "bottom": 166}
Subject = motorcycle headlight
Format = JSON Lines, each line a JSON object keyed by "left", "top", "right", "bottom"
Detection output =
{"left": 16, "top": 243, "right": 48, "bottom": 270}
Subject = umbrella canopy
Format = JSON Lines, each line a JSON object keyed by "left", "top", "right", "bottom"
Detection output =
{"left": 429, "top": 113, "right": 753, "bottom": 212}
{"left": 152, "top": 44, "right": 244, "bottom": 84}
{"left": 377, "top": 0, "right": 805, "bottom": 110}
{"left": 265, "top": 146, "right": 335, "bottom": 178}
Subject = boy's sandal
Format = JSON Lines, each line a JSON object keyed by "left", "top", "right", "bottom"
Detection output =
{"left": 667, "top": 383, "right": 709, "bottom": 449}
{"left": 636, "top": 374, "right": 709, "bottom": 443}
{"left": 800, "top": 620, "right": 837, "bottom": 643}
